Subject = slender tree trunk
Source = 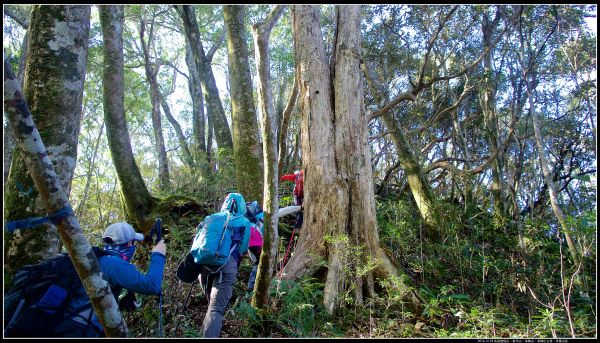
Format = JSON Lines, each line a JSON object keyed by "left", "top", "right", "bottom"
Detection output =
{"left": 278, "top": 77, "right": 299, "bottom": 173}
{"left": 76, "top": 122, "right": 105, "bottom": 217}
{"left": 287, "top": 5, "right": 419, "bottom": 315}
{"left": 224, "top": 5, "right": 264, "bottom": 203}
{"left": 159, "top": 92, "right": 195, "bottom": 169}
{"left": 361, "top": 62, "right": 440, "bottom": 236}
{"left": 249, "top": 5, "right": 285, "bottom": 309}
{"left": 140, "top": 14, "right": 170, "bottom": 192}
{"left": 185, "top": 44, "right": 207, "bottom": 159}
{"left": 4, "top": 5, "right": 91, "bottom": 274}
{"left": 100, "top": 5, "right": 156, "bottom": 232}
{"left": 5, "top": 47, "right": 128, "bottom": 338}
{"left": 527, "top": 76, "right": 580, "bottom": 267}
{"left": 177, "top": 5, "right": 233, "bottom": 150}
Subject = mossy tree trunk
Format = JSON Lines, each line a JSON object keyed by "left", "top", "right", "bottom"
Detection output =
{"left": 5, "top": 42, "right": 128, "bottom": 338}
{"left": 248, "top": 5, "right": 285, "bottom": 309}
{"left": 100, "top": 5, "right": 157, "bottom": 232}
{"left": 140, "top": 10, "right": 171, "bottom": 192}
{"left": 286, "top": 5, "right": 420, "bottom": 315}
{"left": 223, "top": 5, "right": 264, "bottom": 203}
{"left": 177, "top": 5, "right": 233, "bottom": 151}
{"left": 4, "top": 5, "right": 91, "bottom": 275}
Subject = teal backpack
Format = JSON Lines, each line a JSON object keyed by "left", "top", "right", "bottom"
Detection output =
{"left": 190, "top": 193, "right": 251, "bottom": 266}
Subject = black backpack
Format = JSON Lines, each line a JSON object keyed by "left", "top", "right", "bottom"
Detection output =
{"left": 4, "top": 247, "right": 109, "bottom": 337}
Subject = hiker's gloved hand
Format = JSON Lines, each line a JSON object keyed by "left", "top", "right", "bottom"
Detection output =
{"left": 152, "top": 239, "right": 166, "bottom": 257}
{"left": 118, "top": 291, "right": 139, "bottom": 312}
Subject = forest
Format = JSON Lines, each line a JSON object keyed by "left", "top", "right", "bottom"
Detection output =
{"left": 3, "top": 4, "right": 597, "bottom": 339}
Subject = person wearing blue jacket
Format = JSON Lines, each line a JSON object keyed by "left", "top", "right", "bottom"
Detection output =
{"left": 100, "top": 221, "right": 166, "bottom": 300}
{"left": 73, "top": 221, "right": 167, "bottom": 334}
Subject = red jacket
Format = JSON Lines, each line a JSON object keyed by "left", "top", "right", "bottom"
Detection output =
{"left": 280, "top": 170, "right": 304, "bottom": 198}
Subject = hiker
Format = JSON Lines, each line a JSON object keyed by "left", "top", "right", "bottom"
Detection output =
{"left": 280, "top": 169, "right": 304, "bottom": 229}
{"left": 4, "top": 221, "right": 166, "bottom": 337}
{"left": 100, "top": 222, "right": 167, "bottom": 311}
{"left": 176, "top": 192, "right": 252, "bottom": 338}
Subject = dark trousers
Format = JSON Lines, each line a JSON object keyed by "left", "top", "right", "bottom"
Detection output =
{"left": 199, "top": 256, "right": 238, "bottom": 337}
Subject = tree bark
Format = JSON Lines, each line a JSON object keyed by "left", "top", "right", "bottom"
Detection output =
{"left": 286, "top": 5, "right": 418, "bottom": 315}
{"left": 223, "top": 5, "right": 264, "bottom": 203}
{"left": 278, "top": 77, "right": 299, "bottom": 173}
{"left": 4, "top": 24, "right": 29, "bottom": 184}
{"left": 140, "top": 12, "right": 171, "bottom": 192}
{"left": 99, "top": 5, "right": 157, "bottom": 232}
{"left": 5, "top": 48, "right": 128, "bottom": 338}
{"left": 249, "top": 5, "right": 285, "bottom": 309}
{"left": 177, "top": 5, "right": 233, "bottom": 150}
{"left": 185, "top": 44, "right": 207, "bottom": 159}
{"left": 4, "top": 5, "right": 91, "bottom": 274}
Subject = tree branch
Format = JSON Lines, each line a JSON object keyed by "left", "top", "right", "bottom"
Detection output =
{"left": 4, "top": 6, "right": 30, "bottom": 29}
{"left": 160, "top": 59, "right": 189, "bottom": 80}
{"left": 416, "top": 6, "right": 458, "bottom": 88}
{"left": 206, "top": 28, "right": 227, "bottom": 62}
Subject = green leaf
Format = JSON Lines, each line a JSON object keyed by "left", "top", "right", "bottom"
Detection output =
{"left": 572, "top": 174, "right": 591, "bottom": 182}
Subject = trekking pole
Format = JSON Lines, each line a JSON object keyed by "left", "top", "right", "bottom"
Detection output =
{"left": 174, "top": 280, "right": 197, "bottom": 335}
{"left": 279, "top": 227, "right": 297, "bottom": 279}
{"left": 151, "top": 218, "right": 163, "bottom": 337}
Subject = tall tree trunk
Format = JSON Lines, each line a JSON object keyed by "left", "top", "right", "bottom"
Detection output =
{"left": 185, "top": 44, "right": 207, "bottom": 159}
{"left": 224, "top": 5, "right": 264, "bottom": 203}
{"left": 249, "top": 4, "right": 285, "bottom": 309}
{"left": 177, "top": 5, "right": 233, "bottom": 150}
{"left": 481, "top": 8, "right": 505, "bottom": 223}
{"left": 159, "top": 92, "right": 195, "bottom": 169}
{"left": 100, "top": 5, "right": 157, "bottom": 232}
{"left": 286, "top": 5, "right": 419, "bottom": 315}
{"left": 4, "top": 5, "right": 91, "bottom": 274}
{"left": 278, "top": 77, "right": 299, "bottom": 173}
{"left": 5, "top": 40, "right": 128, "bottom": 338}
{"left": 140, "top": 13, "right": 170, "bottom": 192}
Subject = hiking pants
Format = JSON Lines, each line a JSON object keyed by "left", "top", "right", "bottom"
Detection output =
{"left": 293, "top": 195, "right": 303, "bottom": 229}
{"left": 201, "top": 255, "right": 238, "bottom": 338}
{"left": 247, "top": 246, "right": 261, "bottom": 291}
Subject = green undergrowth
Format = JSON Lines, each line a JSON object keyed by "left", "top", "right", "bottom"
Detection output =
{"left": 122, "top": 193, "right": 595, "bottom": 338}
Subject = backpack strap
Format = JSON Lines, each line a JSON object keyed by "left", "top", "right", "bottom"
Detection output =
{"left": 5, "top": 206, "right": 74, "bottom": 233}
{"left": 198, "top": 243, "right": 238, "bottom": 298}
{"left": 216, "top": 212, "right": 232, "bottom": 256}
